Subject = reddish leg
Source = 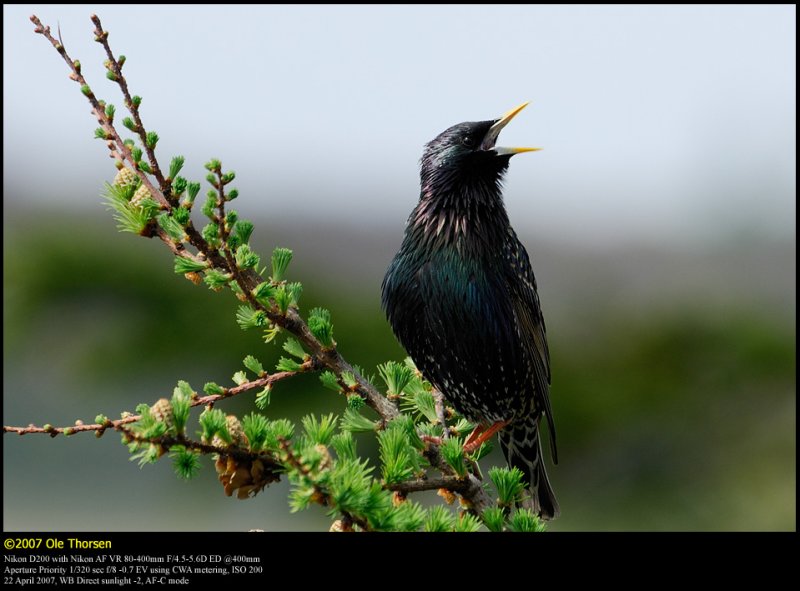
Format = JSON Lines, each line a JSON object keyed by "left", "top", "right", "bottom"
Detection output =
{"left": 463, "top": 420, "right": 509, "bottom": 453}
{"left": 464, "top": 423, "right": 488, "bottom": 448}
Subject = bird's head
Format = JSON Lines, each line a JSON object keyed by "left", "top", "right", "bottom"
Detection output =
{"left": 420, "top": 102, "right": 540, "bottom": 194}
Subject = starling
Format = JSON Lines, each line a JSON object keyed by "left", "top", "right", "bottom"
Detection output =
{"left": 381, "top": 103, "right": 558, "bottom": 519}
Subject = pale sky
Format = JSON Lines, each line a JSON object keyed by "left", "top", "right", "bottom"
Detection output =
{"left": 3, "top": 4, "right": 796, "bottom": 247}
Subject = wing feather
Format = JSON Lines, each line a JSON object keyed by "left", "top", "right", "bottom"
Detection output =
{"left": 505, "top": 230, "right": 558, "bottom": 464}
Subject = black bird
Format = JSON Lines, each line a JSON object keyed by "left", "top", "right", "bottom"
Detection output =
{"left": 381, "top": 103, "right": 558, "bottom": 519}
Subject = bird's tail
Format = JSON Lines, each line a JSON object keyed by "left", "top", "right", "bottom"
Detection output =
{"left": 499, "top": 418, "right": 559, "bottom": 520}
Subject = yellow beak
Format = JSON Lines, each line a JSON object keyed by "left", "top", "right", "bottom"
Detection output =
{"left": 482, "top": 101, "right": 541, "bottom": 154}
{"left": 497, "top": 101, "right": 531, "bottom": 127}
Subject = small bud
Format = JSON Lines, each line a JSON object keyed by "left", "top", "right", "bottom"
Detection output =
{"left": 203, "top": 382, "right": 226, "bottom": 395}
{"left": 169, "top": 156, "right": 185, "bottom": 180}
{"left": 255, "top": 384, "right": 271, "bottom": 409}
{"left": 437, "top": 488, "right": 457, "bottom": 505}
{"left": 184, "top": 272, "right": 203, "bottom": 285}
{"left": 346, "top": 394, "right": 365, "bottom": 410}
{"left": 145, "top": 131, "right": 159, "bottom": 149}
{"left": 73, "top": 60, "right": 81, "bottom": 72}
{"left": 329, "top": 520, "right": 346, "bottom": 533}
{"left": 172, "top": 176, "right": 188, "bottom": 195}
{"left": 172, "top": 206, "right": 190, "bottom": 226}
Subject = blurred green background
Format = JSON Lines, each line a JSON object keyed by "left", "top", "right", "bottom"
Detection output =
{"left": 3, "top": 5, "right": 795, "bottom": 531}
{"left": 3, "top": 210, "right": 794, "bottom": 531}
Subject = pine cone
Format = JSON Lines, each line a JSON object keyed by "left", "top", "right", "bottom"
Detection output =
{"left": 131, "top": 184, "right": 152, "bottom": 207}
{"left": 226, "top": 415, "right": 246, "bottom": 445}
{"left": 212, "top": 415, "right": 246, "bottom": 449}
{"left": 214, "top": 455, "right": 277, "bottom": 500}
{"left": 113, "top": 167, "right": 138, "bottom": 189}
{"left": 150, "top": 398, "right": 174, "bottom": 433}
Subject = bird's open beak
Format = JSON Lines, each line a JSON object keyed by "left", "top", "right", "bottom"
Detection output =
{"left": 481, "top": 101, "right": 541, "bottom": 155}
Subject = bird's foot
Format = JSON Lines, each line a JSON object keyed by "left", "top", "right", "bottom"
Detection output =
{"left": 463, "top": 420, "right": 509, "bottom": 453}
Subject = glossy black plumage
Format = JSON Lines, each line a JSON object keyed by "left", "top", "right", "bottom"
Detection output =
{"left": 381, "top": 109, "right": 559, "bottom": 518}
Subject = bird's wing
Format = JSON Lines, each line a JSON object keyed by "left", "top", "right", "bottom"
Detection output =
{"left": 505, "top": 229, "right": 558, "bottom": 464}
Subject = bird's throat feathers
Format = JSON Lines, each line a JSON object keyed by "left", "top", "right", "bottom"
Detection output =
{"left": 411, "top": 163, "right": 511, "bottom": 251}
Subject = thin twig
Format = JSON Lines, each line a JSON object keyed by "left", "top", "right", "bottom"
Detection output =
{"left": 422, "top": 440, "right": 494, "bottom": 514}
{"left": 3, "top": 370, "right": 299, "bottom": 437}
{"left": 386, "top": 472, "right": 492, "bottom": 514}
{"left": 90, "top": 14, "right": 170, "bottom": 199}
{"left": 29, "top": 16, "right": 169, "bottom": 211}
{"left": 212, "top": 164, "right": 256, "bottom": 309}
{"left": 386, "top": 476, "right": 466, "bottom": 494}
{"left": 119, "top": 425, "right": 281, "bottom": 468}
{"left": 281, "top": 308, "right": 400, "bottom": 422}
{"left": 432, "top": 388, "right": 449, "bottom": 439}
{"left": 28, "top": 13, "right": 401, "bottom": 427}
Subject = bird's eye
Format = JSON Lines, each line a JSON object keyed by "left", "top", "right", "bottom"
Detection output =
{"left": 462, "top": 135, "right": 476, "bottom": 148}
